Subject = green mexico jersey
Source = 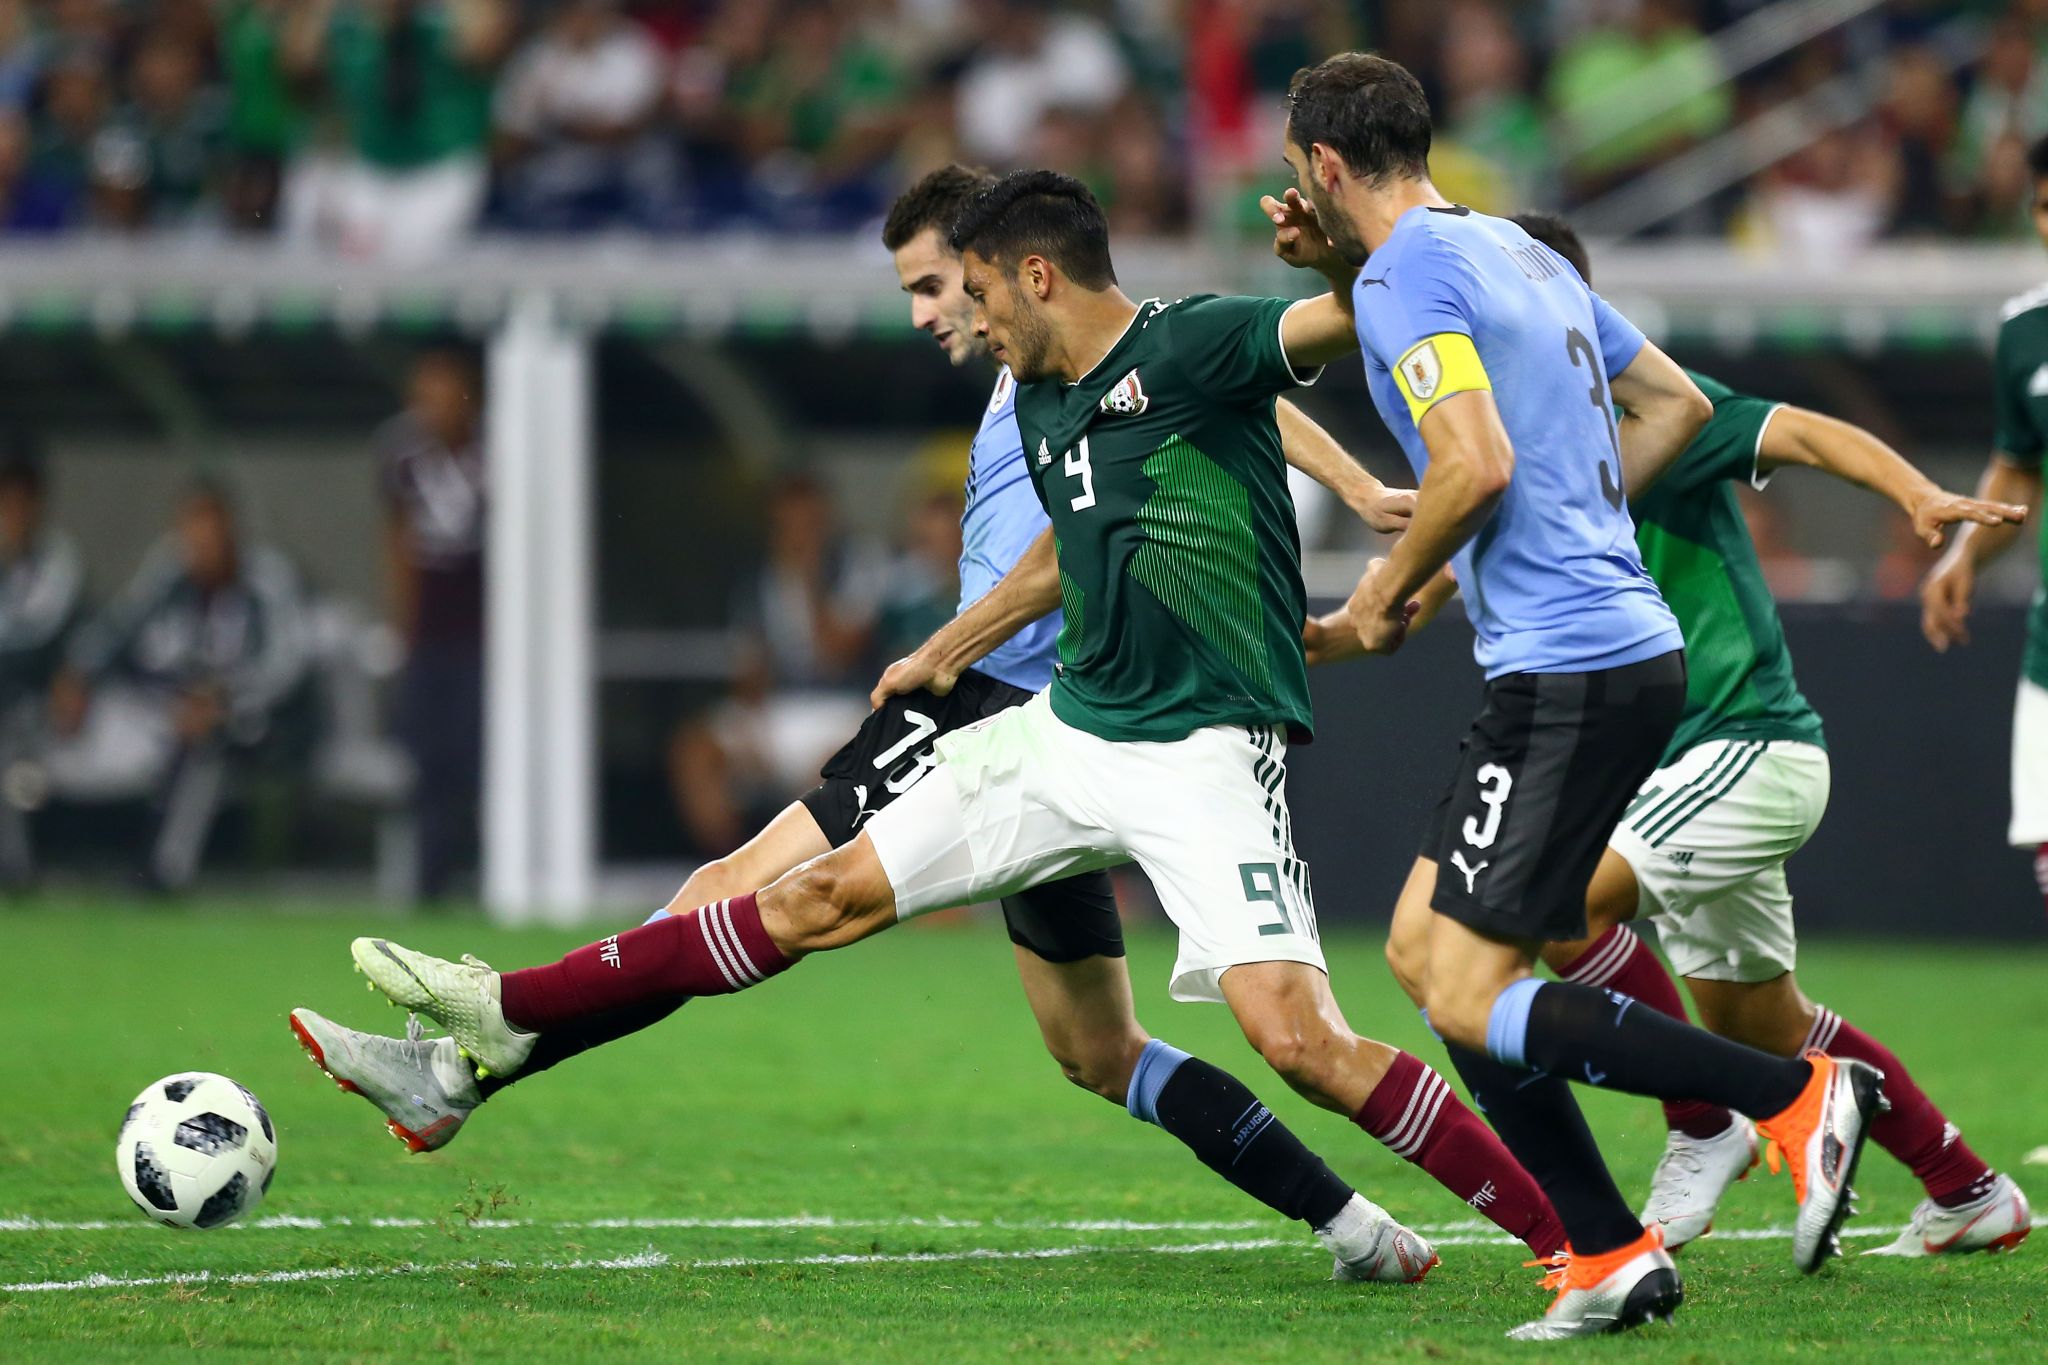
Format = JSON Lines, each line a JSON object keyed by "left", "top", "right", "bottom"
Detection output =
{"left": 1630, "top": 370, "right": 1826, "bottom": 764}
{"left": 1991, "top": 285, "right": 2048, "bottom": 690}
{"left": 1011, "top": 295, "right": 1318, "bottom": 743}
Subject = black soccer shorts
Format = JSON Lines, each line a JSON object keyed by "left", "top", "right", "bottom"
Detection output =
{"left": 1422, "top": 649, "right": 1686, "bottom": 943}
{"left": 799, "top": 668, "right": 1124, "bottom": 964}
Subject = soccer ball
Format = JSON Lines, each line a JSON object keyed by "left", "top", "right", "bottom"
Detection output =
{"left": 115, "top": 1072, "right": 277, "bottom": 1229}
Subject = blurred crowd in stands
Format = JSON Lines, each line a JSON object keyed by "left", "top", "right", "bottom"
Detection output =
{"left": 0, "top": 1, "right": 2035, "bottom": 259}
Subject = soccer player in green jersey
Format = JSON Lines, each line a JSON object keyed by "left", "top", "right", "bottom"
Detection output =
{"left": 333, "top": 168, "right": 1606, "bottom": 1280}
{"left": 1327, "top": 211, "right": 2034, "bottom": 1261}
{"left": 1923, "top": 133, "right": 2048, "bottom": 913}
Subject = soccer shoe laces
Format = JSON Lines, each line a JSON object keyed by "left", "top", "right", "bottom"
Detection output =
{"left": 1759, "top": 1050, "right": 1831, "bottom": 1204}
{"left": 404, "top": 1012, "right": 425, "bottom": 1046}
{"left": 1529, "top": 1226, "right": 1663, "bottom": 1310}
{"left": 1523, "top": 1250, "right": 1571, "bottom": 1295}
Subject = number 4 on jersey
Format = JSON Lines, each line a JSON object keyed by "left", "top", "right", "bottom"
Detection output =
{"left": 1064, "top": 437, "right": 1096, "bottom": 511}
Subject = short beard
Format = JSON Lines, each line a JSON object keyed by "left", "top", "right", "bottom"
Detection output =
{"left": 1305, "top": 181, "right": 1369, "bottom": 267}
{"left": 1004, "top": 296, "right": 1058, "bottom": 382}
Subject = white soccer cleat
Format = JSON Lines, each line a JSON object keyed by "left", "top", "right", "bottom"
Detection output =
{"left": 1755, "top": 1053, "right": 1888, "bottom": 1274}
{"left": 349, "top": 937, "right": 537, "bottom": 1080}
{"left": 1316, "top": 1193, "right": 1439, "bottom": 1284}
{"left": 289, "top": 1007, "right": 482, "bottom": 1153}
{"left": 1508, "top": 1226, "right": 1683, "bottom": 1341}
{"left": 1640, "top": 1115, "right": 1759, "bottom": 1250}
{"left": 1865, "top": 1173, "right": 2033, "bottom": 1258}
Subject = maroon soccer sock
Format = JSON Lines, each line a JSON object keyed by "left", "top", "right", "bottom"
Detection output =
{"left": 498, "top": 894, "right": 793, "bottom": 1033}
{"left": 1803, "top": 1006, "right": 1993, "bottom": 1207}
{"left": 1354, "top": 1050, "right": 1567, "bottom": 1257}
{"left": 1558, "top": 926, "right": 1734, "bottom": 1141}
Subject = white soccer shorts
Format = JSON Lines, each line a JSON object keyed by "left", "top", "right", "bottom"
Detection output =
{"left": 2008, "top": 679, "right": 2048, "bottom": 847}
{"left": 1607, "top": 738, "right": 1830, "bottom": 983}
{"left": 865, "top": 691, "right": 1325, "bottom": 1002}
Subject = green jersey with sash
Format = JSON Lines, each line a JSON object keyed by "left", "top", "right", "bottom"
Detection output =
{"left": 1630, "top": 370, "right": 1826, "bottom": 765}
{"left": 1991, "top": 284, "right": 2048, "bottom": 691}
{"left": 1010, "top": 295, "right": 1319, "bottom": 743}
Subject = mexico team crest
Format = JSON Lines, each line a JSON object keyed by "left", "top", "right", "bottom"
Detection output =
{"left": 1403, "top": 343, "right": 1442, "bottom": 400}
{"left": 1099, "top": 368, "right": 1149, "bottom": 416}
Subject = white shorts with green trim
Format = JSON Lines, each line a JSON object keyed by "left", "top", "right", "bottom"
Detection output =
{"left": 2008, "top": 679, "right": 2048, "bottom": 847}
{"left": 1608, "top": 738, "right": 1829, "bottom": 984}
{"left": 864, "top": 691, "right": 1325, "bottom": 1003}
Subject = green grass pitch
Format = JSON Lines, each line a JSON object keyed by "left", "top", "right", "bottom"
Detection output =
{"left": 1, "top": 901, "right": 2044, "bottom": 1361}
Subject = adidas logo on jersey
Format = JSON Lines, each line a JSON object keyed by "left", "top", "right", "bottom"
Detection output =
{"left": 1036, "top": 438, "right": 1052, "bottom": 467}
{"left": 1100, "top": 368, "right": 1149, "bottom": 416}
{"left": 1667, "top": 849, "right": 1695, "bottom": 871}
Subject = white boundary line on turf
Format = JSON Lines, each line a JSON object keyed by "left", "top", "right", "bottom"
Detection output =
{"left": 0, "top": 1213, "right": 1909, "bottom": 1244}
{"left": 0, "top": 1214, "right": 1277, "bottom": 1233}
{"left": 0, "top": 1239, "right": 1297, "bottom": 1295}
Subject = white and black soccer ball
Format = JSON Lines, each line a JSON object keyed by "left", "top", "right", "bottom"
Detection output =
{"left": 115, "top": 1072, "right": 277, "bottom": 1229}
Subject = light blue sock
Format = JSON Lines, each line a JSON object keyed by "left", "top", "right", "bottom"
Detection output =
{"left": 1486, "top": 978, "right": 1547, "bottom": 1069}
{"left": 1125, "top": 1039, "right": 1192, "bottom": 1125}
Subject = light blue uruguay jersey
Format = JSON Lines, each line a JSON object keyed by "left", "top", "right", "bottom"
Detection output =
{"left": 962, "top": 367, "right": 1060, "bottom": 692}
{"left": 1354, "top": 206, "right": 1682, "bottom": 678}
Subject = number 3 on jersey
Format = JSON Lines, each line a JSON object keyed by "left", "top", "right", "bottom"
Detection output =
{"left": 1462, "top": 762, "right": 1512, "bottom": 849}
{"left": 1063, "top": 436, "right": 1096, "bottom": 511}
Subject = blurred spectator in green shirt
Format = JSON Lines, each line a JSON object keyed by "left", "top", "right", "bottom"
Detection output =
{"left": 1548, "top": 0, "right": 1731, "bottom": 199}
{"left": 283, "top": 0, "right": 512, "bottom": 261}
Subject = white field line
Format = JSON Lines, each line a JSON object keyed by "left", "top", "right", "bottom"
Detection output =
{"left": 0, "top": 1239, "right": 1296, "bottom": 1295}
{"left": 0, "top": 1212, "right": 1909, "bottom": 1244}
{"left": 1, "top": 1214, "right": 1276, "bottom": 1234}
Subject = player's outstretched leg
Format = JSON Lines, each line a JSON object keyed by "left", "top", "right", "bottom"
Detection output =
{"left": 1124, "top": 1039, "right": 1436, "bottom": 1282}
{"left": 1217, "top": 961, "right": 1567, "bottom": 1260}
{"left": 1681, "top": 978, "right": 2033, "bottom": 1259}
{"left": 1545, "top": 923, "right": 1752, "bottom": 1249}
{"left": 289, "top": 1007, "right": 479, "bottom": 1152}
{"left": 1429, "top": 939, "right": 1886, "bottom": 1276}
{"left": 352, "top": 833, "right": 906, "bottom": 1076}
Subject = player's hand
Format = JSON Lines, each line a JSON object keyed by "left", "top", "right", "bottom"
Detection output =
{"left": 1346, "top": 559, "right": 1423, "bottom": 657}
{"left": 1919, "top": 555, "right": 1975, "bottom": 652}
{"left": 1261, "top": 188, "right": 1344, "bottom": 275}
{"left": 1907, "top": 488, "right": 2028, "bottom": 549}
{"left": 1351, "top": 485, "right": 1416, "bottom": 534}
{"left": 1302, "top": 611, "right": 1366, "bottom": 666}
{"left": 870, "top": 650, "right": 958, "bottom": 709}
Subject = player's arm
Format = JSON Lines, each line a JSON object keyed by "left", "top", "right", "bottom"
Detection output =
{"left": 1304, "top": 565, "right": 1457, "bottom": 666}
{"left": 1609, "top": 341, "right": 1712, "bottom": 497}
{"left": 1921, "top": 456, "right": 2044, "bottom": 652}
{"left": 1346, "top": 389, "right": 1514, "bottom": 654}
{"left": 869, "top": 527, "right": 1058, "bottom": 707}
{"left": 1276, "top": 399, "right": 1414, "bottom": 532}
{"left": 1758, "top": 408, "right": 2027, "bottom": 548}
{"left": 1263, "top": 188, "right": 1362, "bottom": 369}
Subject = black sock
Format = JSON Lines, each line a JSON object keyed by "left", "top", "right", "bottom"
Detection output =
{"left": 1442, "top": 1042, "right": 1641, "bottom": 1257}
{"left": 1514, "top": 982, "right": 1810, "bottom": 1119}
{"left": 1135, "top": 1044, "right": 1353, "bottom": 1228}
{"left": 476, "top": 996, "right": 687, "bottom": 1099}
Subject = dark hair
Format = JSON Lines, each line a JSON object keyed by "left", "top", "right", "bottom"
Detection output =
{"left": 181, "top": 473, "right": 237, "bottom": 518}
{"left": 414, "top": 342, "right": 481, "bottom": 381}
{"left": 948, "top": 169, "right": 1117, "bottom": 290}
{"left": 882, "top": 164, "right": 996, "bottom": 252}
{"left": 1509, "top": 212, "right": 1592, "bottom": 285}
{"left": 2029, "top": 133, "right": 2048, "bottom": 183}
{"left": 1286, "top": 52, "right": 1432, "bottom": 185}
{"left": 0, "top": 428, "right": 44, "bottom": 498}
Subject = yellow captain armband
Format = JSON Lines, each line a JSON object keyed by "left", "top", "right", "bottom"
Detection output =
{"left": 1393, "top": 332, "right": 1491, "bottom": 424}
